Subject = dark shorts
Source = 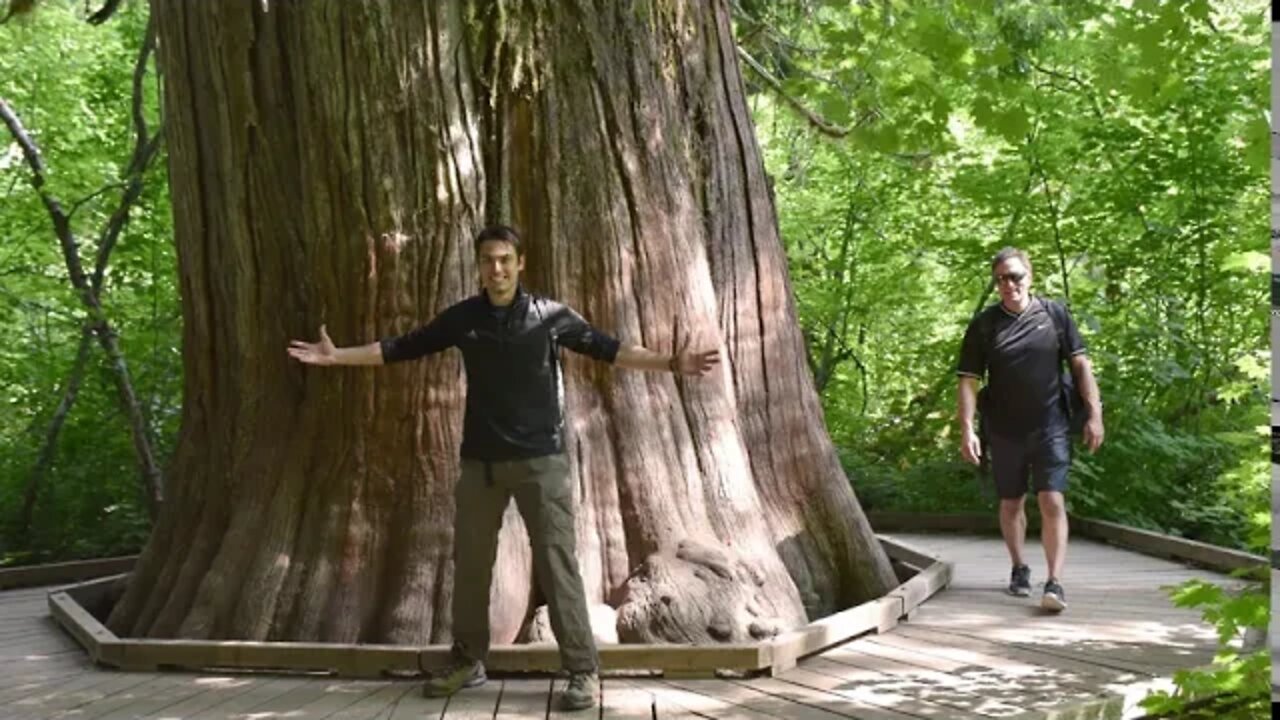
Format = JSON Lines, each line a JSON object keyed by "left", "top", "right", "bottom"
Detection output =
{"left": 989, "top": 429, "right": 1071, "bottom": 499}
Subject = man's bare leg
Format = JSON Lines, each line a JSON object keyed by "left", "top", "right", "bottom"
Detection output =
{"left": 1038, "top": 490, "right": 1068, "bottom": 581}
{"left": 999, "top": 496, "right": 1027, "bottom": 566}
{"left": 1037, "top": 490, "right": 1069, "bottom": 611}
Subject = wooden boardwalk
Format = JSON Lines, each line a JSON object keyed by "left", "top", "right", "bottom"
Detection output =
{"left": 0, "top": 533, "right": 1241, "bottom": 719}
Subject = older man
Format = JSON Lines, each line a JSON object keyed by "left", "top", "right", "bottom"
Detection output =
{"left": 955, "top": 247, "right": 1103, "bottom": 612}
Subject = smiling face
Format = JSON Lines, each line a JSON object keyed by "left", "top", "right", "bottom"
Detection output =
{"left": 477, "top": 239, "right": 525, "bottom": 303}
{"left": 993, "top": 256, "right": 1032, "bottom": 312}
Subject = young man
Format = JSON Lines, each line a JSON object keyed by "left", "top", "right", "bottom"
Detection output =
{"left": 287, "top": 225, "right": 719, "bottom": 711}
{"left": 955, "top": 247, "right": 1103, "bottom": 612}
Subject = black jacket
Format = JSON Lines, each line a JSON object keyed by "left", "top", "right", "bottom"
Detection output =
{"left": 380, "top": 287, "right": 621, "bottom": 460}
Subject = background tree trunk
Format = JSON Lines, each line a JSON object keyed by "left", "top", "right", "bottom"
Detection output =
{"left": 109, "top": 0, "right": 895, "bottom": 645}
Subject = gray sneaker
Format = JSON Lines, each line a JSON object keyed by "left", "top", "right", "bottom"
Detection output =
{"left": 1007, "top": 564, "right": 1031, "bottom": 597}
{"left": 557, "top": 671, "right": 598, "bottom": 711}
{"left": 423, "top": 659, "right": 486, "bottom": 698}
{"left": 1041, "top": 579, "right": 1067, "bottom": 612}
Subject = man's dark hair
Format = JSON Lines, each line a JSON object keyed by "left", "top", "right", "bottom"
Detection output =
{"left": 475, "top": 225, "right": 523, "bottom": 256}
{"left": 990, "top": 246, "right": 1032, "bottom": 275}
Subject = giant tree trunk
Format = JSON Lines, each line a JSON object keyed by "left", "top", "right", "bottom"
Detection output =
{"left": 109, "top": 0, "right": 896, "bottom": 645}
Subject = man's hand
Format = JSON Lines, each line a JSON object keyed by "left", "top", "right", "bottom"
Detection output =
{"left": 672, "top": 348, "right": 720, "bottom": 376}
{"left": 288, "top": 324, "right": 338, "bottom": 366}
{"left": 1082, "top": 415, "right": 1104, "bottom": 453}
{"left": 960, "top": 427, "right": 982, "bottom": 465}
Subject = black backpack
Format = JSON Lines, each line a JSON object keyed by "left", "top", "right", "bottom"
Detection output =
{"left": 975, "top": 299, "right": 1088, "bottom": 440}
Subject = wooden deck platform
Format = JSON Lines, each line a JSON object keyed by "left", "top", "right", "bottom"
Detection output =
{"left": 0, "top": 532, "right": 1244, "bottom": 719}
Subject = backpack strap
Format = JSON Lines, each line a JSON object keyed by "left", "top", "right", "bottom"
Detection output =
{"left": 976, "top": 306, "right": 996, "bottom": 362}
{"left": 1041, "top": 298, "right": 1070, "bottom": 366}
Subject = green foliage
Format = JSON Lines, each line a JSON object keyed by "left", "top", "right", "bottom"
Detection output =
{"left": 0, "top": 0, "right": 176, "bottom": 564}
{"left": 1138, "top": 577, "right": 1270, "bottom": 718}
{"left": 743, "top": 0, "right": 1268, "bottom": 550}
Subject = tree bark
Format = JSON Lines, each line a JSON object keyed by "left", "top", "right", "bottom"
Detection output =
{"left": 109, "top": 0, "right": 894, "bottom": 645}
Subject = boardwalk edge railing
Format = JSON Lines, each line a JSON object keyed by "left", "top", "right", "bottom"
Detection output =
{"left": 0, "top": 556, "right": 137, "bottom": 591}
{"left": 43, "top": 535, "right": 951, "bottom": 678}
{"left": 866, "top": 512, "right": 1267, "bottom": 573}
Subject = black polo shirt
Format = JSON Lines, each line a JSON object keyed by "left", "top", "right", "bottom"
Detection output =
{"left": 379, "top": 287, "right": 621, "bottom": 461}
{"left": 956, "top": 297, "right": 1086, "bottom": 438}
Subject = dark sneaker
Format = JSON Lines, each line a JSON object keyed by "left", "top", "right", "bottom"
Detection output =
{"left": 423, "top": 659, "right": 486, "bottom": 698}
{"left": 1007, "top": 564, "right": 1031, "bottom": 597}
{"left": 557, "top": 671, "right": 598, "bottom": 711}
{"left": 1041, "top": 579, "right": 1067, "bottom": 612}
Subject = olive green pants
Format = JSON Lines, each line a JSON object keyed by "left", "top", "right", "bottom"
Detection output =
{"left": 451, "top": 453, "right": 597, "bottom": 672}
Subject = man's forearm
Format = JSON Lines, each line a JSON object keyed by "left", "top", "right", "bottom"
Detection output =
{"left": 957, "top": 376, "right": 979, "bottom": 432}
{"left": 333, "top": 342, "right": 385, "bottom": 366}
{"left": 1072, "top": 357, "right": 1102, "bottom": 415}
{"left": 615, "top": 345, "right": 673, "bottom": 372}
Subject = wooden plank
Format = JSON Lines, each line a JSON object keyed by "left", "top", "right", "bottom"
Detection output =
{"left": 62, "top": 574, "right": 124, "bottom": 609}
{"left": 0, "top": 666, "right": 101, "bottom": 708}
{"left": 865, "top": 630, "right": 1179, "bottom": 680}
{"left": 871, "top": 515, "right": 1269, "bottom": 577}
{"left": 0, "top": 557, "right": 136, "bottom": 591}
{"left": 11, "top": 670, "right": 159, "bottom": 719}
{"left": 429, "top": 641, "right": 770, "bottom": 674}
{"left": 885, "top": 562, "right": 951, "bottom": 615}
{"left": 640, "top": 680, "right": 784, "bottom": 719}
{"left": 1065, "top": 517, "right": 1265, "bottom": 572}
{"left": 598, "top": 678, "right": 663, "bottom": 719}
{"left": 777, "top": 664, "right": 993, "bottom": 719}
{"left": 323, "top": 681, "right": 418, "bottom": 720}
{"left": 48, "top": 590, "right": 115, "bottom": 662}
{"left": 228, "top": 677, "right": 420, "bottom": 720}
{"left": 902, "top": 602, "right": 1216, "bottom": 641}
{"left": 604, "top": 678, "right": 702, "bottom": 719}
{"left": 0, "top": 651, "right": 88, "bottom": 672}
{"left": 735, "top": 675, "right": 918, "bottom": 720}
{"left": 494, "top": 677, "right": 552, "bottom": 717}
{"left": 161, "top": 671, "right": 305, "bottom": 717}
{"left": 45, "top": 674, "right": 175, "bottom": 719}
{"left": 769, "top": 597, "right": 900, "bottom": 675}
{"left": 0, "top": 626, "right": 62, "bottom": 644}
{"left": 110, "top": 637, "right": 418, "bottom": 676}
{"left": 88, "top": 675, "right": 241, "bottom": 720}
{"left": 435, "top": 681, "right": 501, "bottom": 719}
{"left": 103, "top": 635, "right": 764, "bottom": 676}
{"left": 861, "top": 632, "right": 1063, "bottom": 678}
{"left": 804, "top": 654, "right": 1102, "bottom": 716}
{"left": 0, "top": 674, "right": 87, "bottom": 709}
{"left": 662, "top": 676, "right": 857, "bottom": 720}
{"left": 908, "top": 593, "right": 1210, "bottom": 620}
{"left": 0, "top": 629, "right": 82, "bottom": 656}
{"left": 0, "top": 602, "right": 57, "bottom": 620}
{"left": 276, "top": 679, "right": 396, "bottom": 719}
{"left": 813, "top": 648, "right": 1110, "bottom": 714}
{"left": 0, "top": 586, "right": 62, "bottom": 600}
{"left": 114, "top": 675, "right": 304, "bottom": 720}
{"left": 133, "top": 674, "right": 284, "bottom": 719}
{"left": 890, "top": 625, "right": 1143, "bottom": 684}
{"left": 878, "top": 537, "right": 944, "bottom": 569}
{"left": 0, "top": 532, "right": 1237, "bottom": 720}
{"left": 385, "top": 686, "right": 449, "bottom": 719}
{"left": 7, "top": 670, "right": 121, "bottom": 716}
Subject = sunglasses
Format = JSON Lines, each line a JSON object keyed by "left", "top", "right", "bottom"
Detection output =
{"left": 995, "top": 272, "right": 1027, "bottom": 285}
